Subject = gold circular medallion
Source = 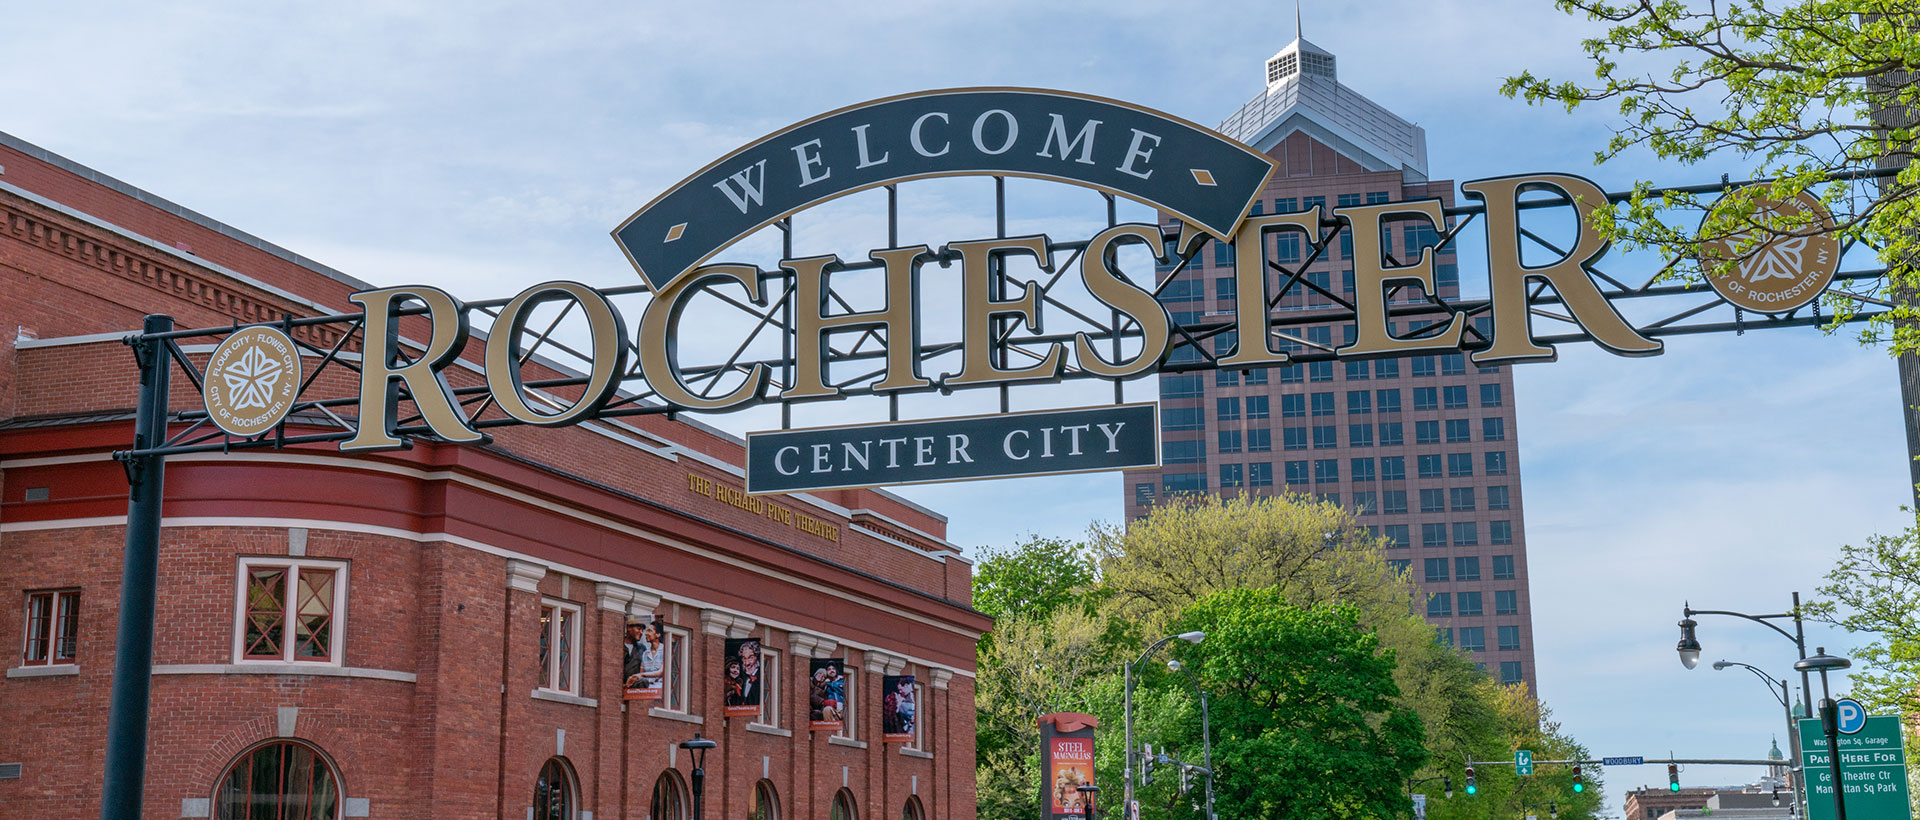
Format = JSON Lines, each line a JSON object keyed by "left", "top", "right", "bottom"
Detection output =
{"left": 1700, "top": 189, "right": 1840, "bottom": 314}
{"left": 203, "top": 326, "right": 302, "bottom": 437}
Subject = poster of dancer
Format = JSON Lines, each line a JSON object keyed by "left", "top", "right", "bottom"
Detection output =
{"left": 724, "top": 637, "right": 763, "bottom": 717}
{"left": 882, "top": 674, "right": 915, "bottom": 742}
{"left": 623, "top": 617, "right": 666, "bottom": 701}
{"left": 808, "top": 658, "right": 846, "bottom": 731}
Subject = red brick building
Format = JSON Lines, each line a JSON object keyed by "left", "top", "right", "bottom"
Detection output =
{"left": 0, "top": 131, "right": 989, "bottom": 819}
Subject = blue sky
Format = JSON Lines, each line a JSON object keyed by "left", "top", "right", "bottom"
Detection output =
{"left": 4, "top": 2, "right": 1907, "bottom": 814}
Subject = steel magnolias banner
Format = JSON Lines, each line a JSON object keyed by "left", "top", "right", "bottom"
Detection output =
{"left": 724, "top": 637, "right": 763, "bottom": 717}
{"left": 809, "top": 658, "right": 847, "bottom": 731}
{"left": 1040, "top": 712, "right": 1098, "bottom": 820}
{"left": 882, "top": 674, "right": 916, "bottom": 743}
{"left": 623, "top": 617, "right": 666, "bottom": 701}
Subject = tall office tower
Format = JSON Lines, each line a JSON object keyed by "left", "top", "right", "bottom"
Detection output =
{"left": 1123, "top": 31, "right": 1537, "bottom": 691}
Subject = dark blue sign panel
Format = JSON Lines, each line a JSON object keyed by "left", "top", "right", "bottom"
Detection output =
{"left": 745, "top": 404, "right": 1159, "bottom": 493}
{"left": 614, "top": 88, "right": 1275, "bottom": 291}
{"left": 1601, "top": 756, "right": 1645, "bottom": 767}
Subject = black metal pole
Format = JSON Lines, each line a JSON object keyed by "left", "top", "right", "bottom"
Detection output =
{"left": 1818, "top": 675, "right": 1847, "bottom": 820}
{"left": 100, "top": 313, "right": 172, "bottom": 820}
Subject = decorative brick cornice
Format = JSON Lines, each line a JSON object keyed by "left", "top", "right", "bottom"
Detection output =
{"left": 595, "top": 582, "right": 635, "bottom": 612}
{"left": 505, "top": 559, "right": 546, "bottom": 593}
{"left": 863, "top": 650, "right": 908, "bottom": 676}
{"left": 787, "top": 631, "right": 839, "bottom": 659}
{"left": 930, "top": 669, "right": 953, "bottom": 689}
{"left": 698, "top": 611, "right": 755, "bottom": 638}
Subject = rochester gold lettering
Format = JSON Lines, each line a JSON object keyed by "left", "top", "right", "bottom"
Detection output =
{"left": 343, "top": 285, "right": 483, "bottom": 451}
{"left": 783, "top": 247, "right": 932, "bottom": 399}
{"left": 1073, "top": 224, "right": 1172, "bottom": 377}
{"left": 1335, "top": 200, "right": 1465, "bottom": 357}
{"left": 637, "top": 264, "right": 771, "bottom": 410}
{"left": 945, "top": 235, "right": 1066, "bottom": 386}
{"left": 1218, "top": 209, "right": 1321, "bottom": 367}
{"left": 484, "top": 281, "right": 629, "bottom": 426}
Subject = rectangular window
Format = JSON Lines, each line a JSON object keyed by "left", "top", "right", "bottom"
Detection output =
{"left": 1419, "top": 488, "right": 1445, "bottom": 513}
{"left": 1488, "top": 485, "right": 1511, "bottom": 510}
{"left": 1492, "top": 555, "right": 1516, "bottom": 580}
{"left": 1500, "top": 661, "right": 1523, "bottom": 684}
{"left": 1418, "top": 454, "right": 1443, "bottom": 479}
{"left": 1354, "top": 491, "right": 1378, "bottom": 516}
{"left": 1378, "top": 422, "right": 1403, "bottom": 446}
{"left": 1448, "top": 453, "right": 1474, "bottom": 477}
{"left": 1217, "top": 369, "right": 1239, "bottom": 387}
{"left": 1346, "top": 390, "right": 1371, "bottom": 414}
{"left": 1413, "top": 387, "right": 1438, "bottom": 411}
{"left": 1443, "top": 385, "right": 1469, "bottom": 409}
{"left": 1458, "top": 592, "right": 1484, "bottom": 617}
{"left": 1411, "top": 356, "right": 1435, "bottom": 377}
{"left": 1276, "top": 233, "right": 1302, "bottom": 264}
{"left": 1309, "top": 361, "right": 1333, "bottom": 382}
{"left": 1485, "top": 451, "right": 1509, "bottom": 476}
{"left": 1246, "top": 395, "right": 1270, "bottom": 419}
{"left": 1483, "top": 417, "right": 1506, "bottom": 441}
{"left": 1480, "top": 383, "right": 1504, "bottom": 407}
{"left": 1351, "top": 458, "right": 1376, "bottom": 482}
{"left": 1380, "top": 456, "right": 1406, "bottom": 481}
{"left": 1212, "top": 239, "right": 1235, "bottom": 266}
{"left": 908, "top": 681, "right": 930, "bottom": 751}
{"left": 1453, "top": 522, "right": 1480, "bottom": 546}
{"left": 662, "top": 626, "right": 692, "bottom": 712}
{"left": 1427, "top": 593, "right": 1452, "bottom": 618}
{"left": 1490, "top": 520, "right": 1514, "bottom": 545}
{"left": 1442, "top": 354, "right": 1467, "bottom": 376}
{"left": 1415, "top": 421, "right": 1440, "bottom": 445}
{"left": 22, "top": 589, "right": 79, "bottom": 666}
{"left": 1366, "top": 191, "right": 1391, "bottom": 204}
{"left": 539, "top": 600, "right": 583, "bottom": 694}
{"left": 1338, "top": 193, "right": 1363, "bottom": 207}
{"left": 1422, "top": 523, "right": 1448, "bottom": 547}
{"left": 1376, "top": 389, "right": 1401, "bottom": 413}
{"left": 1383, "top": 524, "right": 1410, "bottom": 549}
{"left": 1164, "top": 440, "right": 1205, "bottom": 464}
{"left": 1283, "top": 427, "right": 1308, "bottom": 450}
{"left": 1220, "top": 463, "right": 1244, "bottom": 488}
{"left": 1310, "top": 392, "right": 1336, "bottom": 416}
{"left": 1213, "top": 278, "right": 1237, "bottom": 301}
{"left": 1216, "top": 397, "right": 1241, "bottom": 421}
{"left": 1450, "top": 487, "right": 1476, "bottom": 512}
{"left": 1345, "top": 361, "right": 1369, "bottom": 381}
{"left": 1285, "top": 461, "right": 1310, "bottom": 486}
{"left": 757, "top": 649, "right": 783, "bottom": 727}
{"left": 1313, "top": 425, "right": 1338, "bottom": 449}
{"left": 1498, "top": 625, "right": 1522, "bottom": 651}
{"left": 1382, "top": 490, "right": 1408, "bottom": 515}
{"left": 236, "top": 558, "right": 346, "bottom": 665}
{"left": 1455, "top": 556, "right": 1481, "bottom": 581}
{"left": 1249, "top": 462, "right": 1274, "bottom": 487}
{"left": 1165, "top": 473, "right": 1207, "bottom": 493}
{"left": 1423, "top": 557, "right": 1450, "bottom": 582}
{"left": 1495, "top": 590, "right": 1520, "bottom": 615}
{"left": 1217, "top": 430, "right": 1243, "bottom": 454}
{"left": 1247, "top": 428, "right": 1272, "bottom": 452}
{"left": 1374, "top": 358, "right": 1399, "bottom": 379}
{"left": 1348, "top": 424, "right": 1374, "bottom": 447}
{"left": 1276, "top": 197, "right": 1299, "bottom": 213}
{"left": 1436, "top": 628, "right": 1454, "bottom": 646}
{"left": 837, "top": 673, "right": 859, "bottom": 740}
{"left": 1245, "top": 367, "right": 1269, "bottom": 386}
{"left": 1458, "top": 626, "right": 1486, "bottom": 651}
{"left": 1162, "top": 407, "right": 1204, "bottom": 431}
{"left": 1445, "top": 419, "right": 1472, "bottom": 443}
{"left": 1314, "top": 459, "right": 1339, "bottom": 483}
{"left": 1161, "top": 374, "right": 1203, "bottom": 399}
{"left": 1281, "top": 395, "right": 1306, "bottom": 418}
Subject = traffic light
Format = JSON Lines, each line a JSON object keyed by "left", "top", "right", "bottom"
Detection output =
{"left": 1464, "top": 766, "right": 1477, "bottom": 795}
{"left": 1142, "top": 744, "right": 1156, "bottom": 786}
{"left": 1444, "top": 776, "right": 1453, "bottom": 799}
{"left": 1572, "top": 765, "right": 1584, "bottom": 793}
{"left": 1668, "top": 763, "right": 1681, "bottom": 792}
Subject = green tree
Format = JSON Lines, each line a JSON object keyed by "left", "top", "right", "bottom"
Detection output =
{"left": 1503, "top": 1, "right": 1919, "bottom": 350}
{"left": 974, "top": 534, "right": 1100, "bottom": 624}
{"left": 1160, "top": 589, "right": 1428, "bottom": 820}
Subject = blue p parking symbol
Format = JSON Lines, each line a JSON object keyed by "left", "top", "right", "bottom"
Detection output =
{"left": 1835, "top": 698, "right": 1866, "bottom": 734}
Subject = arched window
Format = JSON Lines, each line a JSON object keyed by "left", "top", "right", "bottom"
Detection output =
{"left": 901, "top": 796, "right": 926, "bottom": 820}
{"left": 213, "top": 740, "right": 342, "bottom": 820}
{"left": 830, "top": 788, "right": 858, "bottom": 820}
{"left": 748, "top": 779, "right": 779, "bottom": 820}
{"left": 534, "top": 757, "right": 576, "bottom": 820}
{"left": 651, "top": 770, "right": 688, "bottom": 820}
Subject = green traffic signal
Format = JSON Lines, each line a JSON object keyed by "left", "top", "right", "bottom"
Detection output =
{"left": 1573, "top": 783, "right": 1585, "bottom": 793}
{"left": 1669, "top": 783, "right": 1681, "bottom": 792}
{"left": 1465, "top": 784, "right": 1477, "bottom": 795}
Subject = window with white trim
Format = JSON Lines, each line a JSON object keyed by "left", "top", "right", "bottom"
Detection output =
{"left": 538, "top": 600, "right": 582, "bottom": 694}
{"left": 235, "top": 558, "right": 347, "bottom": 665}
{"left": 836, "top": 673, "right": 859, "bottom": 740}
{"left": 908, "top": 682, "right": 929, "bottom": 752}
{"left": 661, "top": 626, "right": 691, "bottom": 712}
{"left": 23, "top": 589, "right": 79, "bottom": 666}
{"left": 756, "top": 648, "right": 782, "bottom": 727}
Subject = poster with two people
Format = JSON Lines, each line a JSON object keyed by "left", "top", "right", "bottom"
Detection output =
{"left": 724, "top": 637, "right": 763, "bottom": 717}
{"left": 623, "top": 617, "right": 666, "bottom": 701}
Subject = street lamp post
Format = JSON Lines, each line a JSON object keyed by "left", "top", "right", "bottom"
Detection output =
{"left": 1165, "top": 659, "right": 1216, "bottom": 820}
{"left": 1711, "top": 659, "right": 1803, "bottom": 811}
{"left": 1676, "top": 594, "right": 1814, "bottom": 730}
{"left": 679, "top": 733, "right": 718, "bottom": 820}
{"left": 1077, "top": 784, "right": 1100, "bottom": 820}
{"left": 1124, "top": 631, "right": 1204, "bottom": 816}
{"left": 1794, "top": 648, "right": 1853, "bottom": 820}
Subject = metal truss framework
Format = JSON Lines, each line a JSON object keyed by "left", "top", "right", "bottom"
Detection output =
{"left": 121, "top": 171, "right": 1893, "bottom": 460}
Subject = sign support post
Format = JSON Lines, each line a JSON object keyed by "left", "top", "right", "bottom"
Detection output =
{"left": 100, "top": 314, "right": 173, "bottom": 820}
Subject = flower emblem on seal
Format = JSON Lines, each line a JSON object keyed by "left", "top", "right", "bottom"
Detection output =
{"left": 202, "top": 326, "right": 302, "bottom": 437}
{"left": 1699, "top": 189, "right": 1840, "bottom": 314}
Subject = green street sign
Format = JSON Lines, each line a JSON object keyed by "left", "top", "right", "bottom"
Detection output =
{"left": 1516, "top": 750, "right": 1534, "bottom": 776}
{"left": 1797, "top": 715, "right": 1912, "bottom": 820}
